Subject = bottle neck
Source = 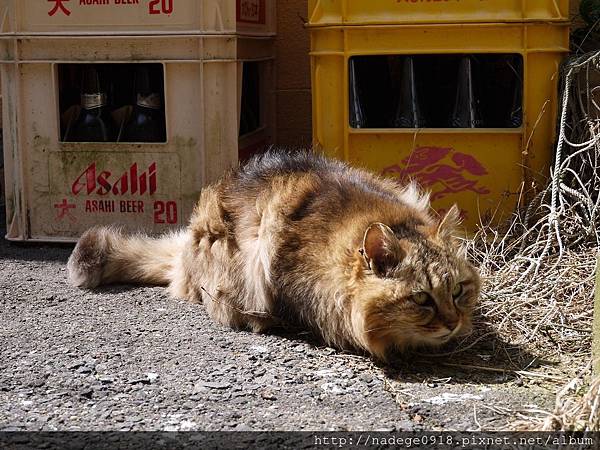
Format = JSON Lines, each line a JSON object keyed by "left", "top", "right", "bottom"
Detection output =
{"left": 136, "top": 93, "right": 161, "bottom": 110}
{"left": 81, "top": 93, "right": 107, "bottom": 110}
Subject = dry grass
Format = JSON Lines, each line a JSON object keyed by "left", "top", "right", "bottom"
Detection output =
{"left": 543, "top": 362, "right": 600, "bottom": 431}
{"left": 462, "top": 51, "right": 600, "bottom": 431}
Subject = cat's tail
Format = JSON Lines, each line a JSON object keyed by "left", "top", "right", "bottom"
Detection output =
{"left": 67, "top": 226, "right": 187, "bottom": 289}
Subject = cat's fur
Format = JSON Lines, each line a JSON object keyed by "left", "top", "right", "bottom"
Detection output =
{"left": 67, "top": 151, "right": 480, "bottom": 360}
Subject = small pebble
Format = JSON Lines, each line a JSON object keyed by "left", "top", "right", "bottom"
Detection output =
{"left": 201, "top": 381, "right": 231, "bottom": 390}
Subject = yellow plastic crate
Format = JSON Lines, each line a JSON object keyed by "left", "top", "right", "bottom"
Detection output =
{"left": 309, "top": 22, "right": 569, "bottom": 230}
{"left": 308, "top": 0, "right": 569, "bottom": 26}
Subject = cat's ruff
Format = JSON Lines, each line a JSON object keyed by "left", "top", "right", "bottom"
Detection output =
{"left": 67, "top": 151, "right": 480, "bottom": 360}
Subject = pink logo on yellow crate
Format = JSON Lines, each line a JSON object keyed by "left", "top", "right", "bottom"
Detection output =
{"left": 48, "top": 0, "right": 71, "bottom": 17}
{"left": 382, "top": 147, "right": 491, "bottom": 202}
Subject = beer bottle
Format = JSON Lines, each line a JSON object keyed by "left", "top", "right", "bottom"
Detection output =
{"left": 393, "top": 56, "right": 426, "bottom": 128}
{"left": 59, "top": 65, "right": 81, "bottom": 140}
{"left": 507, "top": 57, "right": 523, "bottom": 128}
{"left": 122, "top": 65, "right": 166, "bottom": 142}
{"left": 349, "top": 58, "right": 367, "bottom": 128}
{"left": 450, "top": 56, "right": 483, "bottom": 128}
{"left": 59, "top": 65, "right": 81, "bottom": 113}
{"left": 65, "top": 65, "right": 117, "bottom": 142}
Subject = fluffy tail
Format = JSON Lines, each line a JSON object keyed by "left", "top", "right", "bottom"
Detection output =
{"left": 67, "top": 226, "right": 187, "bottom": 289}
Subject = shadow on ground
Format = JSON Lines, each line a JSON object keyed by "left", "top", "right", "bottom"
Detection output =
{"left": 54, "top": 265, "right": 552, "bottom": 390}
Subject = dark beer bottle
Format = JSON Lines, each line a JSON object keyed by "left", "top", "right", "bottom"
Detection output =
{"left": 507, "top": 56, "right": 523, "bottom": 128}
{"left": 450, "top": 56, "right": 483, "bottom": 128}
{"left": 349, "top": 58, "right": 367, "bottom": 128}
{"left": 66, "top": 65, "right": 117, "bottom": 142}
{"left": 122, "top": 65, "right": 166, "bottom": 142}
{"left": 393, "top": 56, "right": 426, "bottom": 128}
{"left": 59, "top": 65, "right": 81, "bottom": 113}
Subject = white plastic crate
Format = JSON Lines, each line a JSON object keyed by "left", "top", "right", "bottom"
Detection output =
{"left": 0, "top": 0, "right": 275, "bottom": 36}
{"left": 0, "top": 1, "right": 276, "bottom": 241}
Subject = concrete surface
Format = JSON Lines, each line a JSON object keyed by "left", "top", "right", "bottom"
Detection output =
{"left": 0, "top": 219, "right": 557, "bottom": 431}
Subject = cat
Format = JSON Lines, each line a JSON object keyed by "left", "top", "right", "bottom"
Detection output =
{"left": 67, "top": 151, "right": 480, "bottom": 361}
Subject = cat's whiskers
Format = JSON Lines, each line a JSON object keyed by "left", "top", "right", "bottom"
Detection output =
{"left": 200, "top": 286, "right": 276, "bottom": 320}
{"left": 364, "top": 324, "right": 414, "bottom": 334}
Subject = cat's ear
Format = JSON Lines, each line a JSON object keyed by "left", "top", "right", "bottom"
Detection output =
{"left": 437, "top": 204, "right": 462, "bottom": 240}
{"left": 362, "top": 223, "right": 406, "bottom": 276}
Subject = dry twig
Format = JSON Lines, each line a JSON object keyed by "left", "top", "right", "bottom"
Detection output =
{"left": 461, "top": 51, "right": 600, "bottom": 430}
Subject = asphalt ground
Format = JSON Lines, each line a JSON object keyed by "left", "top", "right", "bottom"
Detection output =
{"left": 0, "top": 215, "right": 557, "bottom": 432}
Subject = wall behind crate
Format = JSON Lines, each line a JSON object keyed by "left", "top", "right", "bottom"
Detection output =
{"left": 274, "top": 0, "right": 312, "bottom": 147}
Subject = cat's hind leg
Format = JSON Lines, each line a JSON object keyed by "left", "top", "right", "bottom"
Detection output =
{"left": 182, "top": 183, "right": 276, "bottom": 332}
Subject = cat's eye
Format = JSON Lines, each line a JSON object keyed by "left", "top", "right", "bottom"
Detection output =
{"left": 413, "top": 292, "right": 435, "bottom": 308}
{"left": 452, "top": 283, "right": 463, "bottom": 299}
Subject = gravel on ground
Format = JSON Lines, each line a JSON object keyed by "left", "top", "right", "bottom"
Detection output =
{"left": 0, "top": 222, "right": 557, "bottom": 431}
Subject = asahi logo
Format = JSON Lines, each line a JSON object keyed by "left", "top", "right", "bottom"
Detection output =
{"left": 72, "top": 162, "right": 157, "bottom": 196}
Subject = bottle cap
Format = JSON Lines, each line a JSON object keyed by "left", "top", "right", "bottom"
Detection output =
{"left": 81, "top": 93, "right": 107, "bottom": 110}
{"left": 137, "top": 93, "right": 161, "bottom": 109}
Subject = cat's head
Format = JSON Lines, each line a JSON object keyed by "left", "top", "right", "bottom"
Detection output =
{"left": 352, "top": 205, "right": 480, "bottom": 360}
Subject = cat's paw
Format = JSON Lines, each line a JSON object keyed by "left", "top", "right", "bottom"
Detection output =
{"left": 67, "top": 226, "right": 114, "bottom": 289}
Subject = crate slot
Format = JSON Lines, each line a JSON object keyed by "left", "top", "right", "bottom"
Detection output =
{"left": 59, "top": 63, "right": 167, "bottom": 143}
{"left": 348, "top": 54, "right": 523, "bottom": 129}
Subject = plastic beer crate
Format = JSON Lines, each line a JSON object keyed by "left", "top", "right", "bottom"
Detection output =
{"left": 308, "top": 3, "right": 569, "bottom": 231}
{"left": 0, "top": 0, "right": 276, "bottom": 241}
{"left": 0, "top": 0, "right": 275, "bottom": 35}
{"left": 308, "top": 0, "right": 569, "bottom": 26}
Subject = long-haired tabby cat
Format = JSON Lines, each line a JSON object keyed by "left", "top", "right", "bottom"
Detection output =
{"left": 67, "top": 151, "right": 480, "bottom": 360}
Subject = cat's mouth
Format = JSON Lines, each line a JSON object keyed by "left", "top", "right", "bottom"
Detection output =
{"left": 439, "top": 332, "right": 453, "bottom": 340}
{"left": 435, "top": 324, "right": 463, "bottom": 342}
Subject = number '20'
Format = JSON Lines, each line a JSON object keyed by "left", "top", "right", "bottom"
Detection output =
{"left": 154, "top": 201, "right": 178, "bottom": 224}
{"left": 149, "top": 0, "right": 173, "bottom": 15}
